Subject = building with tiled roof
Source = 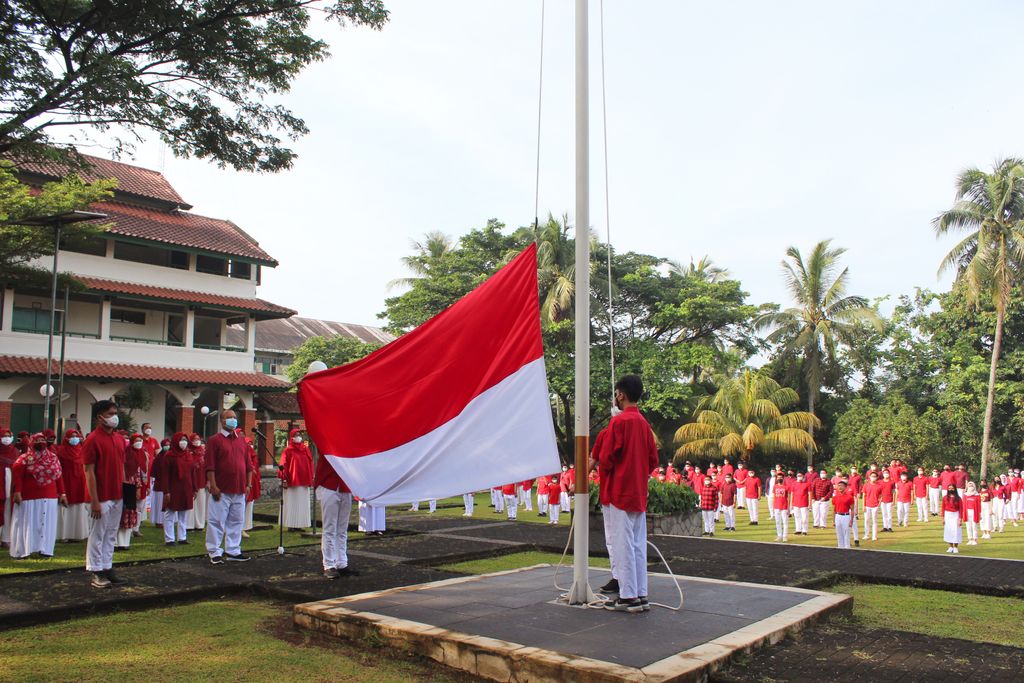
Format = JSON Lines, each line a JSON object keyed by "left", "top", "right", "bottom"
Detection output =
{"left": 0, "top": 152, "right": 295, "bottom": 447}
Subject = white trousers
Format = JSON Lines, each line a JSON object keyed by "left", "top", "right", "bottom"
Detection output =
{"left": 317, "top": 487, "right": 352, "bottom": 570}
{"left": 548, "top": 502, "right": 559, "bottom": 523}
{"left": 834, "top": 514, "right": 851, "bottom": 549}
{"left": 494, "top": 492, "right": 504, "bottom": 513}
{"left": 538, "top": 492, "right": 548, "bottom": 513}
{"left": 244, "top": 501, "right": 254, "bottom": 530}
{"left": 505, "top": 494, "right": 518, "bottom": 520}
{"left": 722, "top": 504, "right": 735, "bottom": 529}
{"left": 523, "top": 491, "right": 532, "bottom": 511}
{"left": 282, "top": 486, "right": 311, "bottom": 528}
{"left": 774, "top": 511, "right": 788, "bottom": 539}
{"left": 811, "top": 501, "right": 824, "bottom": 527}
{"left": 880, "top": 502, "right": 893, "bottom": 528}
{"left": 206, "top": 492, "right": 245, "bottom": 557}
{"left": 896, "top": 501, "right": 910, "bottom": 526}
{"left": 737, "top": 488, "right": 747, "bottom": 508}
{"left": 916, "top": 496, "right": 928, "bottom": 522}
{"left": 560, "top": 491, "right": 570, "bottom": 513}
{"left": 701, "top": 510, "right": 716, "bottom": 534}
{"left": 601, "top": 504, "right": 617, "bottom": 580}
{"left": 993, "top": 499, "right": 1005, "bottom": 531}
{"left": 164, "top": 510, "right": 188, "bottom": 543}
{"left": 965, "top": 509, "right": 977, "bottom": 541}
{"left": 86, "top": 499, "right": 123, "bottom": 572}
{"left": 864, "top": 506, "right": 878, "bottom": 539}
{"left": 9, "top": 498, "right": 58, "bottom": 558}
{"left": 747, "top": 497, "right": 759, "bottom": 522}
{"left": 928, "top": 488, "right": 941, "bottom": 514}
{"left": 793, "top": 506, "right": 809, "bottom": 533}
{"left": 604, "top": 505, "right": 647, "bottom": 600}
{"left": 463, "top": 493, "right": 475, "bottom": 516}
{"left": 980, "top": 502, "right": 992, "bottom": 532}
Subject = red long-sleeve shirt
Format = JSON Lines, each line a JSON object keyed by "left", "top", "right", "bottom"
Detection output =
{"left": 11, "top": 460, "right": 65, "bottom": 500}
{"left": 312, "top": 452, "right": 350, "bottom": 492}
{"left": 595, "top": 406, "right": 659, "bottom": 513}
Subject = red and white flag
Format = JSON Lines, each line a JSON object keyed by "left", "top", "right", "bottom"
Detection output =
{"left": 297, "top": 244, "right": 559, "bottom": 505}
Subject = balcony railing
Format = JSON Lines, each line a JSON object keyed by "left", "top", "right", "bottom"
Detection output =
{"left": 12, "top": 326, "right": 101, "bottom": 339}
{"left": 194, "top": 342, "right": 247, "bottom": 353}
{"left": 110, "top": 334, "right": 185, "bottom": 347}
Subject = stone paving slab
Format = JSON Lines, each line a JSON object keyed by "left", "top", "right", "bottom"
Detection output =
{"left": 295, "top": 564, "right": 851, "bottom": 682}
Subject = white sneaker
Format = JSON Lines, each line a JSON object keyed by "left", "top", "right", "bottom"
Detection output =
{"left": 952, "top": 547, "right": 959, "bottom": 554}
{"left": 946, "top": 547, "right": 954, "bottom": 553}
{"left": 775, "top": 536, "right": 782, "bottom": 541}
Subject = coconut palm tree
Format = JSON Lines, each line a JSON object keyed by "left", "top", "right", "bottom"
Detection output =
{"left": 667, "top": 255, "right": 729, "bottom": 283}
{"left": 934, "top": 158, "right": 1024, "bottom": 480}
{"left": 386, "top": 231, "right": 454, "bottom": 290}
{"left": 756, "top": 240, "right": 881, "bottom": 465}
{"left": 673, "top": 370, "right": 819, "bottom": 463}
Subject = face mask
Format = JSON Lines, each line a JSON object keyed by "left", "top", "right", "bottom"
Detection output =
{"left": 1, "top": 436, "right": 11, "bottom": 446}
{"left": 224, "top": 418, "right": 238, "bottom": 429}
{"left": 34, "top": 443, "right": 45, "bottom": 451}
{"left": 69, "top": 437, "right": 81, "bottom": 446}
{"left": 292, "top": 436, "right": 303, "bottom": 444}
{"left": 133, "top": 442, "right": 143, "bottom": 450}
{"left": 819, "top": 473, "right": 826, "bottom": 479}
{"left": 103, "top": 414, "right": 119, "bottom": 429}
{"left": 179, "top": 440, "right": 189, "bottom": 450}
{"left": 161, "top": 445, "right": 170, "bottom": 452}
{"left": 192, "top": 440, "right": 201, "bottom": 447}
{"left": 144, "top": 428, "right": 152, "bottom": 436}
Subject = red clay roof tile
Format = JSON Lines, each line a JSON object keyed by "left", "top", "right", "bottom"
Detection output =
{"left": 76, "top": 276, "right": 295, "bottom": 318}
{"left": 15, "top": 153, "right": 190, "bottom": 207}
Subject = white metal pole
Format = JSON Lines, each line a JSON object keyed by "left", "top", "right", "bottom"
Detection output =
{"left": 43, "top": 224, "right": 61, "bottom": 431}
{"left": 569, "top": 0, "right": 593, "bottom": 606}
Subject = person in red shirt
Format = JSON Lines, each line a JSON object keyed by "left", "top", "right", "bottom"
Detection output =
{"left": 942, "top": 485, "right": 963, "bottom": 553}
{"left": 150, "top": 439, "right": 170, "bottom": 528}
{"left": 719, "top": 473, "right": 738, "bottom": 531}
{"left": 789, "top": 472, "right": 811, "bottom": 535}
{"left": 810, "top": 470, "right": 833, "bottom": 529}
{"left": 744, "top": 470, "right": 761, "bottom": 524}
{"left": 861, "top": 471, "right": 882, "bottom": 541}
{"left": 115, "top": 432, "right": 147, "bottom": 550}
{"left": 771, "top": 473, "right": 790, "bottom": 541}
{"left": 279, "top": 429, "right": 313, "bottom": 530}
{"left": 9, "top": 432, "right": 67, "bottom": 559}
{"left": 83, "top": 400, "right": 126, "bottom": 588}
{"left": 961, "top": 481, "right": 981, "bottom": 545}
{"left": 597, "top": 375, "right": 659, "bottom": 613}
{"left": 938, "top": 465, "right": 956, "bottom": 492}
{"left": 734, "top": 463, "right": 748, "bottom": 509}
{"left": 912, "top": 467, "right": 930, "bottom": 523}
{"left": 160, "top": 432, "right": 196, "bottom": 546}
{"left": 242, "top": 435, "right": 261, "bottom": 537}
{"left": 136, "top": 422, "right": 159, "bottom": 535}
{"left": 204, "top": 409, "right": 253, "bottom": 563}
{"left": 831, "top": 481, "right": 855, "bottom": 549}
{"left": 953, "top": 464, "right": 969, "bottom": 497}
{"left": 56, "top": 429, "right": 89, "bottom": 542}
{"left": 0, "top": 427, "right": 19, "bottom": 547}
{"left": 720, "top": 459, "right": 734, "bottom": 479}
{"left": 536, "top": 474, "right": 549, "bottom": 517}
{"left": 878, "top": 470, "right": 896, "bottom": 532}
{"left": 314, "top": 441, "right": 358, "bottom": 578}
{"left": 699, "top": 475, "right": 719, "bottom": 536}
{"left": 560, "top": 465, "right": 576, "bottom": 512}
{"left": 188, "top": 433, "right": 207, "bottom": 530}
{"left": 520, "top": 478, "right": 535, "bottom": 512}
{"left": 928, "top": 467, "right": 942, "bottom": 517}
{"left": 547, "top": 474, "right": 561, "bottom": 524}
{"left": 895, "top": 471, "right": 914, "bottom": 527}
{"left": 501, "top": 482, "right": 518, "bottom": 520}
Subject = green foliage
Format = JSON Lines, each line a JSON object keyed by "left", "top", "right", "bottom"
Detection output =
{"left": 588, "top": 479, "right": 698, "bottom": 515}
{"left": 830, "top": 397, "right": 945, "bottom": 470}
{"left": 114, "top": 382, "right": 153, "bottom": 434}
{"left": 286, "top": 335, "right": 381, "bottom": 384}
{"left": 1, "top": 1, "right": 389, "bottom": 172}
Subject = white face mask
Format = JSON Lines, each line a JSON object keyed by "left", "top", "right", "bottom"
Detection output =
{"left": 178, "top": 440, "right": 189, "bottom": 450}
{"left": 292, "top": 436, "right": 303, "bottom": 444}
{"left": 819, "top": 473, "right": 826, "bottom": 479}
{"left": 103, "top": 414, "right": 119, "bottom": 428}
{"left": 133, "top": 442, "right": 143, "bottom": 450}
{"left": 144, "top": 428, "right": 152, "bottom": 436}
{"left": 192, "top": 440, "right": 201, "bottom": 447}
{"left": 0, "top": 436, "right": 11, "bottom": 446}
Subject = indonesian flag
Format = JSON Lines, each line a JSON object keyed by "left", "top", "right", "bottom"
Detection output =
{"left": 297, "top": 244, "right": 560, "bottom": 505}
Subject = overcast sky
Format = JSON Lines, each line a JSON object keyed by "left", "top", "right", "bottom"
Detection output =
{"left": 103, "top": 0, "right": 1024, "bottom": 328}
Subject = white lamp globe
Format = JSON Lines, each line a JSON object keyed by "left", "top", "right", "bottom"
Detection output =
{"left": 200, "top": 406, "right": 210, "bottom": 415}
{"left": 39, "top": 384, "right": 54, "bottom": 398}
{"left": 307, "top": 360, "right": 328, "bottom": 374}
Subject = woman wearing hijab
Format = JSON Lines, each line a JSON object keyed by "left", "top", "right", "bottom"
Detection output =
{"left": 243, "top": 436, "right": 261, "bottom": 537}
{"left": 160, "top": 432, "right": 196, "bottom": 545}
{"left": 978, "top": 481, "right": 993, "bottom": 540}
{"left": 56, "top": 429, "right": 91, "bottom": 541}
{"left": 115, "top": 433, "right": 146, "bottom": 550}
{"left": 150, "top": 438, "right": 171, "bottom": 528}
{"left": 0, "top": 428, "right": 19, "bottom": 548}
{"left": 187, "top": 434, "right": 207, "bottom": 530}
{"left": 961, "top": 482, "right": 981, "bottom": 546}
{"left": 10, "top": 433, "right": 67, "bottom": 558}
{"left": 992, "top": 476, "right": 1008, "bottom": 533}
{"left": 279, "top": 429, "right": 313, "bottom": 531}
{"left": 942, "top": 485, "right": 963, "bottom": 553}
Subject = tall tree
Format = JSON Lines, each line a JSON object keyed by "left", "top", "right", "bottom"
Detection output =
{"left": 386, "top": 231, "right": 454, "bottom": 290}
{"left": 510, "top": 214, "right": 578, "bottom": 326}
{"left": 757, "top": 240, "right": 880, "bottom": 465}
{"left": 934, "top": 158, "right": 1024, "bottom": 479}
{"left": 0, "top": 1, "right": 388, "bottom": 171}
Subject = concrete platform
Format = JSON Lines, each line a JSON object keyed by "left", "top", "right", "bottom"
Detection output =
{"left": 294, "top": 564, "right": 851, "bottom": 682}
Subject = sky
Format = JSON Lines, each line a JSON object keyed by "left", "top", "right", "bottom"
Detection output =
{"left": 87, "top": 0, "right": 1024, "bottom": 328}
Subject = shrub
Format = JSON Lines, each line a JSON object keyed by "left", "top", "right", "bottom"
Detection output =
{"left": 588, "top": 479, "right": 698, "bottom": 515}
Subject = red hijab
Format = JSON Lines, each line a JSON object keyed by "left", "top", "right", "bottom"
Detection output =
{"left": 0, "top": 429, "right": 18, "bottom": 468}
{"left": 56, "top": 429, "right": 84, "bottom": 465}
{"left": 167, "top": 431, "right": 192, "bottom": 480}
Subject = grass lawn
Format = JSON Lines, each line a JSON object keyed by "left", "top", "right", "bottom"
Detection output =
{"left": 0, "top": 599, "right": 465, "bottom": 682}
{"left": 439, "top": 550, "right": 610, "bottom": 575}
{"left": 826, "top": 581, "right": 1024, "bottom": 647}
{"left": 712, "top": 498, "right": 1024, "bottom": 560}
{"left": 386, "top": 491, "right": 574, "bottom": 526}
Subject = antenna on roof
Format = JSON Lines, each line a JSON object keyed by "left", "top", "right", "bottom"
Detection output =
{"left": 158, "top": 140, "right": 167, "bottom": 173}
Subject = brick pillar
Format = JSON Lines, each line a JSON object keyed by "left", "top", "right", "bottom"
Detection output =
{"left": 0, "top": 400, "right": 12, "bottom": 429}
{"left": 175, "top": 405, "right": 194, "bottom": 435}
{"left": 257, "top": 421, "right": 275, "bottom": 466}
{"left": 239, "top": 408, "right": 256, "bottom": 441}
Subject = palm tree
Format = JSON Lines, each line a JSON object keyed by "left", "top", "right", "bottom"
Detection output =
{"left": 668, "top": 255, "right": 729, "bottom": 283}
{"left": 510, "top": 214, "right": 581, "bottom": 326}
{"left": 934, "top": 158, "right": 1024, "bottom": 481}
{"left": 756, "top": 240, "right": 880, "bottom": 465}
{"left": 674, "top": 370, "right": 819, "bottom": 463}
{"left": 386, "top": 231, "right": 454, "bottom": 290}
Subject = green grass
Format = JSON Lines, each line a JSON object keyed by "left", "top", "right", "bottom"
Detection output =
{"left": 0, "top": 599, "right": 462, "bottom": 682}
{"left": 717, "top": 498, "right": 1024, "bottom": 560}
{"left": 385, "top": 492, "right": 574, "bottom": 526}
{"left": 439, "top": 550, "right": 610, "bottom": 575}
{"left": 827, "top": 582, "right": 1024, "bottom": 647}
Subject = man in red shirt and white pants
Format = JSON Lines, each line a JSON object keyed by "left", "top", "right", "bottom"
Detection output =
{"left": 83, "top": 400, "right": 126, "bottom": 589}
{"left": 831, "top": 481, "right": 855, "bottom": 549}
{"left": 314, "top": 447, "right": 358, "bottom": 579}
{"left": 597, "top": 375, "right": 659, "bottom": 613}
{"left": 204, "top": 410, "right": 253, "bottom": 564}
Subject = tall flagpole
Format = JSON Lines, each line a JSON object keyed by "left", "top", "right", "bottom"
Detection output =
{"left": 569, "top": 0, "right": 593, "bottom": 606}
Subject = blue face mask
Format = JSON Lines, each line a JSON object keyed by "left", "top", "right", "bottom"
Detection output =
{"left": 224, "top": 418, "right": 238, "bottom": 430}
{"left": 69, "top": 437, "right": 81, "bottom": 446}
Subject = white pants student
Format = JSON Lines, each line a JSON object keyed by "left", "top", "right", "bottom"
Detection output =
{"left": 9, "top": 498, "right": 58, "bottom": 558}
{"left": 767, "top": 485, "right": 776, "bottom": 520}
{"left": 834, "top": 513, "right": 851, "bottom": 549}
{"left": 462, "top": 493, "right": 474, "bottom": 516}
{"left": 812, "top": 500, "right": 827, "bottom": 528}
{"left": 701, "top": 510, "right": 716, "bottom": 534}
{"left": 737, "top": 488, "right": 747, "bottom": 509}
{"left": 604, "top": 505, "right": 647, "bottom": 600}
{"left": 86, "top": 499, "right": 123, "bottom": 572}
{"left": 864, "top": 506, "right": 879, "bottom": 540}
{"left": 965, "top": 509, "right": 978, "bottom": 542}
{"left": 916, "top": 496, "right": 928, "bottom": 522}
{"left": 560, "top": 491, "right": 570, "bottom": 513}
{"left": 601, "top": 504, "right": 617, "bottom": 583}
{"left": 850, "top": 506, "right": 859, "bottom": 542}
{"left": 505, "top": 494, "right": 518, "bottom": 520}
{"left": 538, "top": 492, "right": 548, "bottom": 514}
{"left": 135, "top": 492, "right": 148, "bottom": 530}
{"left": 490, "top": 489, "right": 498, "bottom": 508}
{"left": 980, "top": 501, "right": 992, "bottom": 536}
{"left": 523, "top": 491, "right": 532, "bottom": 511}
{"left": 317, "top": 487, "right": 352, "bottom": 570}
{"left": 244, "top": 501, "right": 254, "bottom": 530}
{"left": 993, "top": 499, "right": 1006, "bottom": 532}
{"left": 880, "top": 502, "right": 893, "bottom": 529}
{"left": 722, "top": 504, "right": 736, "bottom": 529}
{"left": 206, "top": 492, "right": 245, "bottom": 558}
{"left": 928, "top": 488, "right": 941, "bottom": 515}
{"left": 774, "top": 511, "right": 788, "bottom": 540}
{"left": 494, "top": 492, "right": 504, "bottom": 513}
{"left": 896, "top": 501, "right": 910, "bottom": 527}
{"left": 163, "top": 509, "right": 188, "bottom": 543}
{"left": 747, "top": 497, "right": 759, "bottom": 523}
{"left": 793, "top": 506, "right": 809, "bottom": 534}
{"left": 548, "top": 502, "right": 559, "bottom": 524}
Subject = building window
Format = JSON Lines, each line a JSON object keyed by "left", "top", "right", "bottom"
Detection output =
{"left": 196, "top": 254, "right": 227, "bottom": 275}
{"left": 169, "top": 250, "right": 189, "bottom": 270}
{"left": 111, "top": 308, "right": 146, "bottom": 325}
{"left": 113, "top": 241, "right": 188, "bottom": 269}
{"left": 61, "top": 234, "right": 107, "bottom": 256}
{"left": 229, "top": 260, "right": 252, "bottom": 279}
{"left": 12, "top": 306, "right": 60, "bottom": 333}
{"left": 255, "top": 355, "right": 283, "bottom": 375}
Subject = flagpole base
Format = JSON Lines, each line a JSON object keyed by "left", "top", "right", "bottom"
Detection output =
{"left": 567, "top": 580, "right": 598, "bottom": 605}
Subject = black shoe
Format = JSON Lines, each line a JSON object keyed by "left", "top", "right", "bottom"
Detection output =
{"left": 854, "top": 540, "right": 860, "bottom": 546}
{"left": 210, "top": 555, "right": 225, "bottom": 565}
{"left": 324, "top": 568, "right": 339, "bottom": 579}
{"left": 752, "top": 522, "right": 758, "bottom": 525}
{"left": 165, "top": 541, "right": 176, "bottom": 547}
{"left": 177, "top": 540, "right": 188, "bottom": 545}
{"left": 638, "top": 596, "right": 650, "bottom": 611}
{"left": 605, "top": 598, "right": 643, "bottom": 613}
{"left": 709, "top": 532, "right": 714, "bottom": 537}
{"left": 600, "top": 578, "right": 619, "bottom": 594}
{"left": 336, "top": 566, "right": 360, "bottom": 577}
{"left": 104, "top": 569, "right": 126, "bottom": 585}
{"left": 225, "top": 553, "right": 251, "bottom": 562}
{"left": 91, "top": 572, "right": 111, "bottom": 588}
